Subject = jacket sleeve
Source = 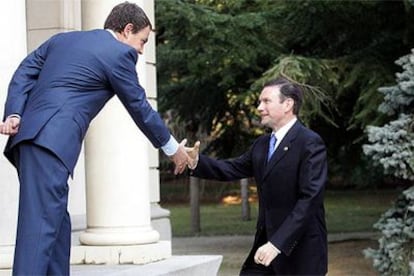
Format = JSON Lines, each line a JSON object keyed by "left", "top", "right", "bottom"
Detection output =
{"left": 108, "top": 47, "right": 171, "bottom": 148}
{"left": 192, "top": 148, "right": 254, "bottom": 181}
{"left": 3, "top": 39, "right": 50, "bottom": 120}
{"left": 270, "top": 134, "right": 327, "bottom": 256}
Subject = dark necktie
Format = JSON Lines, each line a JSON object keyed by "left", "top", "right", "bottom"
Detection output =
{"left": 268, "top": 134, "right": 277, "bottom": 160}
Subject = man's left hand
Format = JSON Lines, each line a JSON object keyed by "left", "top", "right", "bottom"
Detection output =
{"left": 254, "top": 242, "right": 280, "bottom": 267}
{"left": 0, "top": 116, "right": 20, "bottom": 136}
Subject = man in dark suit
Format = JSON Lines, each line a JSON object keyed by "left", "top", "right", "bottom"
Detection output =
{"left": 0, "top": 2, "right": 190, "bottom": 275}
{"left": 187, "top": 77, "right": 328, "bottom": 275}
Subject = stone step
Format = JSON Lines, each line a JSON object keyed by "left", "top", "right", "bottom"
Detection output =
{"left": 71, "top": 255, "right": 222, "bottom": 276}
{"left": 0, "top": 255, "right": 222, "bottom": 276}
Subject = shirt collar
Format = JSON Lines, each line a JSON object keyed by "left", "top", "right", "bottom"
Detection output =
{"left": 272, "top": 117, "right": 297, "bottom": 148}
{"left": 106, "top": 29, "right": 117, "bottom": 39}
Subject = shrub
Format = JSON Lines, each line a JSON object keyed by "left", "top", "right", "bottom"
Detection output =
{"left": 364, "top": 186, "right": 414, "bottom": 275}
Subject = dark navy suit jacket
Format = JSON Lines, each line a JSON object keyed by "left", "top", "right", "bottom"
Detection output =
{"left": 3, "top": 30, "right": 171, "bottom": 174}
{"left": 192, "top": 121, "right": 328, "bottom": 275}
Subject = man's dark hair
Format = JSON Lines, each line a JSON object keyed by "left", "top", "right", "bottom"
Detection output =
{"left": 263, "top": 77, "right": 303, "bottom": 115}
{"left": 104, "top": 2, "right": 152, "bottom": 33}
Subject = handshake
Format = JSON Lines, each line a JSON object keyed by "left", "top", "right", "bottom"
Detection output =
{"left": 0, "top": 114, "right": 201, "bottom": 176}
{"left": 171, "top": 139, "right": 201, "bottom": 175}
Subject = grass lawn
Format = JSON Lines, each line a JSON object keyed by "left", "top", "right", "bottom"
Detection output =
{"left": 163, "top": 189, "right": 400, "bottom": 237}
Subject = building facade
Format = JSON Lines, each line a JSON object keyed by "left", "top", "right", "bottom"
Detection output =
{"left": 0, "top": 0, "right": 171, "bottom": 268}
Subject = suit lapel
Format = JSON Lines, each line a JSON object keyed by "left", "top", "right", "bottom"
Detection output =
{"left": 262, "top": 121, "right": 302, "bottom": 180}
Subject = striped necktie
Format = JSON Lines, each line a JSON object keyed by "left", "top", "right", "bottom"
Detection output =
{"left": 268, "top": 134, "right": 277, "bottom": 160}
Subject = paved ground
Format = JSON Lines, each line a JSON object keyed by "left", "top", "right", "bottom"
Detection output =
{"left": 0, "top": 233, "right": 378, "bottom": 276}
{"left": 172, "top": 235, "right": 253, "bottom": 276}
{"left": 172, "top": 232, "right": 379, "bottom": 276}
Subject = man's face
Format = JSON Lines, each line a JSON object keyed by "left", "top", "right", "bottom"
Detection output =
{"left": 120, "top": 25, "right": 151, "bottom": 54}
{"left": 257, "top": 85, "right": 292, "bottom": 130}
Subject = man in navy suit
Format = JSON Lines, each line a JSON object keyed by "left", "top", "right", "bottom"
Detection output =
{"left": 187, "top": 78, "right": 328, "bottom": 275}
{"left": 0, "top": 2, "right": 190, "bottom": 275}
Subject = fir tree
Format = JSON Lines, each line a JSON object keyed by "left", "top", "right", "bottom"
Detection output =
{"left": 363, "top": 49, "right": 414, "bottom": 275}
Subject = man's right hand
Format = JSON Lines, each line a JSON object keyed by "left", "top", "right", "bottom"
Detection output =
{"left": 171, "top": 139, "right": 190, "bottom": 175}
{"left": 185, "top": 141, "right": 200, "bottom": 169}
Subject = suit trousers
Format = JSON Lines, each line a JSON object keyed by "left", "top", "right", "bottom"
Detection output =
{"left": 12, "top": 142, "right": 71, "bottom": 276}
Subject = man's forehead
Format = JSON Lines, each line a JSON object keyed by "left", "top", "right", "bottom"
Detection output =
{"left": 260, "top": 86, "right": 280, "bottom": 97}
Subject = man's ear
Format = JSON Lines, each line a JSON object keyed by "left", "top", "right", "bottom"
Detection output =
{"left": 122, "top": 23, "right": 134, "bottom": 37}
{"left": 284, "top": 98, "right": 294, "bottom": 113}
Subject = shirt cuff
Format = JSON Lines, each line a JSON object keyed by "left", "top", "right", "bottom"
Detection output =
{"left": 7, "top": 114, "right": 21, "bottom": 120}
{"left": 269, "top": 242, "right": 281, "bottom": 255}
{"left": 161, "top": 135, "right": 179, "bottom": 156}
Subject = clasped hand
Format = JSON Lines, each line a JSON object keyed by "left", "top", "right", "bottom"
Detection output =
{"left": 171, "top": 139, "right": 200, "bottom": 175}
{"left": 0, "top": 116, "right": 20, "bottom": 136}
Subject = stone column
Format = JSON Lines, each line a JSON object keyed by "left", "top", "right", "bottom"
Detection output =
{"left": 142, "top": 0, "right": 172, "bottom": 242}
{"left": 72, "top": 0, "right": 170, "bottom": 265}
{"left": 0, "top": 0, "right": 26, "bottom": 269}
